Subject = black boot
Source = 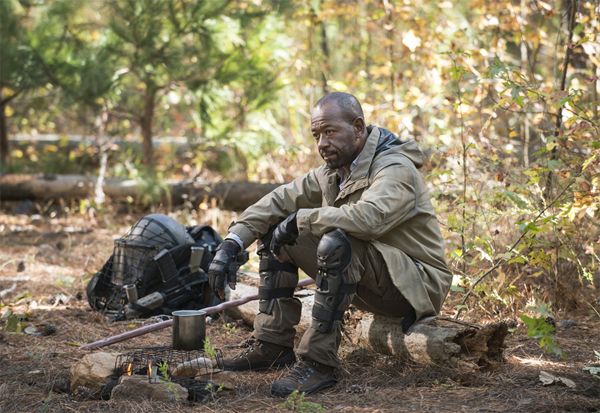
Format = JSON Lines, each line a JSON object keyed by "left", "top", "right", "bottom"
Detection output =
{"left": 220, "top": 339, "right": 296, "bottom": 371}
{"left": 270, "top": 359, "right": 337, "bottom": 396}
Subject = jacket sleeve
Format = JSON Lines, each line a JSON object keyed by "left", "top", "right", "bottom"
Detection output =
{"left": 296, "top": 164, "right": 417, "bottom": 240}
{"left": 228, "top": 168, "right": 323, "bottom": 247}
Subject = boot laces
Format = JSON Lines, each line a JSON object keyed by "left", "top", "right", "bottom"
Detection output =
{"left": 286, "top": 361, "right": 315, "bottom": 383}
{"left": 234, "top": 338, "right": 274, "bottom": 359}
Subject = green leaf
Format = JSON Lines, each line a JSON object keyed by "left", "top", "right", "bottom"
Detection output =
{"left": 504, "top": 191, "right": 528, "bottom": 209}
{"left": 520, "top": 312, "right": 564, "bottom": 357}
{"left": 511, "top": 86, "right": 521, "bottom": 101}
{"left": 547, "top": 159, "right": 561, "bottom": 170}
{"left": 508, "top": 256, "right": 527, "bottom": 264}
{"left": 488, "top": 56, "right": 507, "bottom": 77}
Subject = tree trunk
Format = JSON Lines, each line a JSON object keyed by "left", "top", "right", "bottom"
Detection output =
{"left": 140, "top": 88, "right": 157, "bottom": 168}
{"left": 319, "top": 18, "right": 330, "bottom": 94}
{"left": 0, "top": 102, "right": 8, "bottom": 171}
{"left": 520, "top": 0, "right": 531, "bottom": 168}
{"left": 0, "top": 173, "right": 280, "bottom": 211}
{"left": 382, "top": 0, "right": 396, "bottom": 109}
{"left": 310, "top": 3, "right": 329, "bottom": 95}
{"left": 544, "top": 0, "right": 578, "bottom": 199}
{"left": 94, "top": 110, "right": 110, "bottom": 206}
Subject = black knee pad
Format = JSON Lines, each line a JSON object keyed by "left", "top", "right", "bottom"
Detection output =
{"left": 312, "top": 229, "right": 356, "bottom": 333}
{"left": 316, "top": 228, "right": 352, "bottom": 273}
{"left": 257, "top": 230, "right": 298, "bottom": 315}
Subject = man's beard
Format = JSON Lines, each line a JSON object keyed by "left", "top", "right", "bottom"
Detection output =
{"left": 321, "top": 152, "right": 345, "bottom": 169}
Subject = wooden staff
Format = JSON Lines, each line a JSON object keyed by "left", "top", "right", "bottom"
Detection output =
{"left": 80, "top": 278, "right": 315, "bottom": 350}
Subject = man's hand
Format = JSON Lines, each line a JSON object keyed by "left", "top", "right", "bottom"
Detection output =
{"left": 208, "top": 239, "right": 242, "bottom": 300}
{"left": 270, "top": 213, "right": 299, "bottom": 258}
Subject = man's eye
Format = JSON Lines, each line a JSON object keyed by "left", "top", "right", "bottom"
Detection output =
{"left": 325, "top": 129, "right": 334, "bottom": 136}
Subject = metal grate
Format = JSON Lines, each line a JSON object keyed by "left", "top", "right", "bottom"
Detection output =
{"left": 113, "top": 346, "right": 225, "bottom": 403}
{"left": 115, "top": 346, "right": 222, "bottom": 376}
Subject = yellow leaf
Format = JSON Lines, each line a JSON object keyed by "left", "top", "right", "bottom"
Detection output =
{"left": 1, "top": 87, "right": 15, "bottom": 96}
{"left": 5, "top": 105, "right": 14, "bottom": 117}
{"left": 45, "top": 144, "right": 58, "bottom": 153}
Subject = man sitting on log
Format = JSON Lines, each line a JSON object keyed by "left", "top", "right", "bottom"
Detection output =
{"left": 207, "top": 92, "right": 452, "bottom": 396}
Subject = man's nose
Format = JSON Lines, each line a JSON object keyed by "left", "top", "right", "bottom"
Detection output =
{"left": 317, "top": 135, "right": 329, "bottom": 149}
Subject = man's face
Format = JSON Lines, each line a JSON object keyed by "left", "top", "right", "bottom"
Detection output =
{"left": 310, "top": 103, "right": 364, "bottom": 170}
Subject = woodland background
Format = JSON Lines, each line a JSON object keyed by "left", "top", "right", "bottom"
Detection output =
{"left": 1, "top": 0, "right": 600, "bottom": 374}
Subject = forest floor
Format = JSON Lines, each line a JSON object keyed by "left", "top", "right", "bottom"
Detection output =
{"left": 0, "top": 209, "right": 599, "bottom": 413}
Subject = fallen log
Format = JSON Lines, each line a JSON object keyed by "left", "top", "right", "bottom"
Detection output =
{"left": 228, "top": 280, "right": 509, "bottom": 370}
{"left": 354, "top": 314, "right": 509, "bottom": 370}
{"left": 0, "top": 174, "right": 280, "bottom": 211}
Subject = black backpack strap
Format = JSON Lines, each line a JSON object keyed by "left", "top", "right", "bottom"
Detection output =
{"left": 153, "top": 249, "right": 179, "bottom": 282}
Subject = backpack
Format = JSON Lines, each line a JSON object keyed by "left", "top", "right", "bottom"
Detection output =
{"left": 86, "top": 214, "right": 224, "bottom": 320}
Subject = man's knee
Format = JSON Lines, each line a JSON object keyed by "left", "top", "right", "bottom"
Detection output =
{"left": 312, "top": 229, "right": 356, "bottom": 333}
{"left": 316, "top": 228, "right": 352, "bottom": 274}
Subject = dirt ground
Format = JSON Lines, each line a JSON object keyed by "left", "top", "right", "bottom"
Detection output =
{"left": 0, "top": 210, "right": 599, "bottom": 413}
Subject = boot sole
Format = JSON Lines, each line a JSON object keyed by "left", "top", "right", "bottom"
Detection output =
{"left": 270, "top": 378, "right": 337, "bottom": 397}
{"left": 221, "top": 359, "right": 295, "bottom": 372}
{"left": 220, "top": 353, "right": 296, "bottom": 372}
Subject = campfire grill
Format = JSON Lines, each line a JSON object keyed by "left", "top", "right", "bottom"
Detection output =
{"left": 111, "top": 346, "right": 224, "bottom": 402}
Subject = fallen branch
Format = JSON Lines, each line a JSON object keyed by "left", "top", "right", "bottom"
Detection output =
{"left": 0, "top": 282, "right": 17, "bottom": 299}
{"left": 79, "top": 278, "right": 315, "bottom": 350}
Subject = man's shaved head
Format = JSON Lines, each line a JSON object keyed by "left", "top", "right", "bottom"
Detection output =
{"left": 314, "top": 92, "right": 364, "bottom": 124}
{"left": 311, "top": 92, "right": 368, "bottom": 171}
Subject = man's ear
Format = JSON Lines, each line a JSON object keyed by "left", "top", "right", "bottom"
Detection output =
{"left": 353, "top": 117, "right": 366, "bottom": 138}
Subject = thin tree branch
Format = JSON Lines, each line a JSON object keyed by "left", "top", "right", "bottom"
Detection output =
{"left": 0, "top": 91, "right": 21, "bottom": 107}
{"left": 544, "top": 0, "right": 578, "bottom": 199}
{"left": 455, "top": 177, "right": 577, "bottom": 319}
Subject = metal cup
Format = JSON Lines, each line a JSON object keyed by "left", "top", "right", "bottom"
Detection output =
{"left": 172, "top": 310, "right": 206, "bottom": 351}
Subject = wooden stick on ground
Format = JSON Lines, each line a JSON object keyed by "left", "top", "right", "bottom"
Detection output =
{"left": 79, "top": 278, "right": 315, "bottom": 350}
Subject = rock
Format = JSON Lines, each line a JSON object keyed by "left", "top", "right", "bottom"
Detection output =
{"left": 110, "top": 375, "right": 188, "bottom": 402}
{"left": 70, "top": 352, "right": 119, "bottom": 393}
{"left": 557, "top": 319, "right": 577, "bottom": 329}
{"left": 195, "top": 370, "right": 236, "bottom": 391}
{"left": 171, "top": 356, "right": 215, "bottom": 377}
{"left": 539, "top": 370, "right": 576, "bottom": 388}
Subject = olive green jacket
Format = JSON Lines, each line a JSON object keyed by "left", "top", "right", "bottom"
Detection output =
{"left": 229, "top": 126, "right": 452, "bottom": 320}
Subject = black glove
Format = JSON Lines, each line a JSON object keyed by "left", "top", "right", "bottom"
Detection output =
{"left": 208, "top": 239, "right": 242, "bottom": 301}
{"left": 270, "top": 213, "right": 299, "bottom": 257}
